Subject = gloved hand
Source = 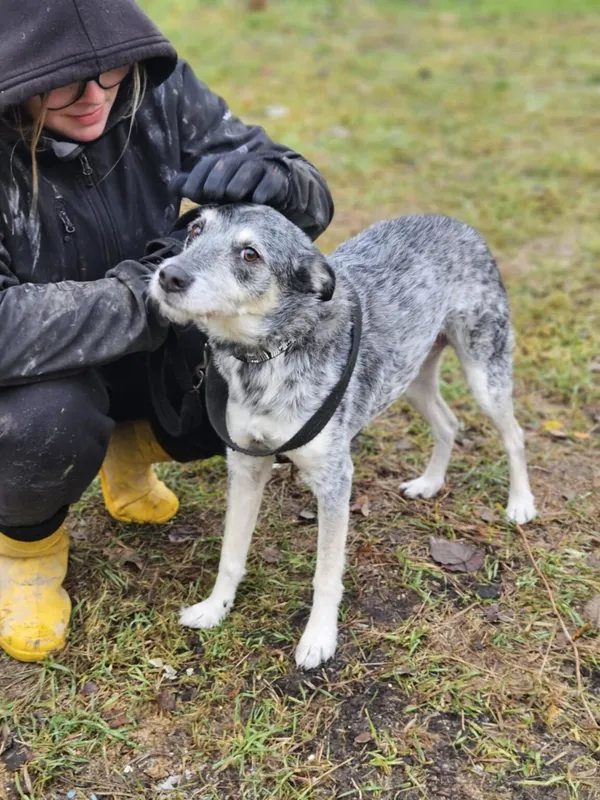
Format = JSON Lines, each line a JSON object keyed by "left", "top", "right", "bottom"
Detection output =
{"left": 171, "top": 152, "right": 290, "bottom": 209}
{"left": 105, "top": 214, "right": 202, "bottom": 351}
{"left": 140, "top": 210, "right": 199, "bottom": 266}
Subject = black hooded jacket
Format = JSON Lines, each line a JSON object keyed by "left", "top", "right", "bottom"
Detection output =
{"left": 0, "top": 0, "right": 333, "bottom": 387}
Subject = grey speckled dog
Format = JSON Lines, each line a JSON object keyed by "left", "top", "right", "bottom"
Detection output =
{"left": 149, "top": 204, "right": 536, "bottom": 669}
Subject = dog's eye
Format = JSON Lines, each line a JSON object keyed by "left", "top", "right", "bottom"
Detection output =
{"left": 241, "top": 247, "right": 260, "bottom": 263}
{"left": 187, "top": 222, "right": 203, "bottom": 241}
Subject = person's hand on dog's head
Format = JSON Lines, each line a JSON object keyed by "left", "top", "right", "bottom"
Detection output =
{"left": 170, "top": 151, "right": 290, "bottom": 208}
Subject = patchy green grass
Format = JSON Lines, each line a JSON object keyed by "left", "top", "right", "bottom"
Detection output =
{"left": 2, "top": 1, "right": 599, "bottom": 798}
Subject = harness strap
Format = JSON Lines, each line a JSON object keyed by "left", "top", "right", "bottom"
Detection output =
{"left": 204, "top": 291, "right": 362, "bottom": 457}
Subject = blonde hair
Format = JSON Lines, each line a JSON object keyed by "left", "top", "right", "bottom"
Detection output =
{"left": 28, "top": 100, "right": 49, "bottom": 207}
{"left": 10, "top": 63, "right": 147, "bottom": 207}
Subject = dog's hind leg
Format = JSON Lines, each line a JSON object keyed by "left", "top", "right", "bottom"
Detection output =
{"left": 294, "top": 449, "right": 354, "bottom": 670}
{"left": 401, "top": 341, "right": 459, "bottom": 499}
{"left": 452, "top": 321, "right": 536, "bottom": 524}
{"left": 179, "top": 452, "right": 274, "bottom": 629}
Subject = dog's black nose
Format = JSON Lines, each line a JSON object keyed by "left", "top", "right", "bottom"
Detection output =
{"left": 158, "top": 264, "right": 193, "bottom": 293}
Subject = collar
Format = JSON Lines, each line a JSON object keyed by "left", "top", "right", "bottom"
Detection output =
{"left": 203, "top": 289, "right": 363, "bottom": 457}
{"left": 233, "top": 339, "right": 295, "bottom": 364}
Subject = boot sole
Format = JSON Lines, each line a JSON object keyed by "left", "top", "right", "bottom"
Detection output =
{"left": 0, "top": 637, "right": 65, "bottom": 662}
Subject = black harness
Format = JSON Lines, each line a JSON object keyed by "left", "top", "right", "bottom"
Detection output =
{"left": 148, "top": 292, "right": 362, "bottom": 456}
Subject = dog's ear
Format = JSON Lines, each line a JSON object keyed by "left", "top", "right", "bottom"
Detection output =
{"left": 292, "top": 254, "right": 336, "bottom": 301}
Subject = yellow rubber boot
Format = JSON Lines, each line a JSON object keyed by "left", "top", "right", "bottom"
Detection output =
{"left": 99, "top": 420, "right": 179, "bottom": 524}
{"left": 0, "top": 526, "right": 71, "bottom": 662}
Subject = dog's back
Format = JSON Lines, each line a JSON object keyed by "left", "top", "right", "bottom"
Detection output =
{"left": 330, "top": 214, "right": 507, "bottom": 330}
{"left": 330, "top": 214, "right": 512, "bottom": 418}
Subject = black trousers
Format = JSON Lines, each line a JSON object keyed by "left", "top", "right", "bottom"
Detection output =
{"left": 0, "top": 335, "right": 224, "bottom": 542}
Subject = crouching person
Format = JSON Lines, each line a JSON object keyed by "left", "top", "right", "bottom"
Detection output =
{"left": 0, "top": 0, "right": 333, "bottom": 661}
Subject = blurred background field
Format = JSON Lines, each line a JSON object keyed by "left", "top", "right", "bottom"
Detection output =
{"left": 1, "top": 1, "right": 599, "bottom": 798}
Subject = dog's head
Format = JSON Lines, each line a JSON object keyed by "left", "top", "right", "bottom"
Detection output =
{"left": 149, "top": 204, "right": 335, "bottom": 344}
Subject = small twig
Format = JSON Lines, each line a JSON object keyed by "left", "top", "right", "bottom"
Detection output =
{"left": 516, "top": 523, "right": 599, "bottom": 729}
{"left": 538, "top": 623, "right": 556, "bottom": 679}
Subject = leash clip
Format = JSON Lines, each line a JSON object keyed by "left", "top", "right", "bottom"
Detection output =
{"left": 192, "top": 343, "right": 210, "bottom": 392}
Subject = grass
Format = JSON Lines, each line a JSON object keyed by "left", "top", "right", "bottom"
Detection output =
{"left": 1, "top": 0, "right": 600, "bottom": 798}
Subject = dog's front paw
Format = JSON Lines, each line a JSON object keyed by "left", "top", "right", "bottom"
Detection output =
{"left": 401, "top": 475, "right": 444, "bottom": 499}
{"left": 506, "top": 493, "right": 537, "bottom": 525}
{"left": 179, "top": 596, "right": 232, "bottom": 630}
{"left": 295, "top": 624, "right": 337, "bottom": 670}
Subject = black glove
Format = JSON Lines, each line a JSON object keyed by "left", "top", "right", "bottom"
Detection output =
{"left": 140, "top": 210, "right": 200, "bottom": 266}
{"left": 171, "top": 152, "right": 290, "bottom": 209}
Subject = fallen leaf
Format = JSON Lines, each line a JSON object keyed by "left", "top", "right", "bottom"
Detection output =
{"left": 156, "top": 688, "right": 177, "bottom": 713}
{"left": 588, "top": 361, "right": 600, "bottom": 373}
{"left": 298, "top": 508, "right": 317, "bottom": 523}
{"left": 155, "top": 775, "right": 182, "bottom": 792}
{"left": 106, "top": 713, "right": 129, "bottom": 730}
{"left": 247, "top": 0, "right": 267, "bottom": 9}
{"left": 1, "top": 743, "right": 32, "bottom": 772}
{"left": 351, "top": 495, "right": 370, "bottom": 517}
{"left": 549, "top": 429, "right": 569, "bottom": 439}
{"left": 0, "top": 723, "right": 11, "bottom": 756}
{"left": 354, "top": 730, "right": 373, "bottom": 744}
{"left": 80, "top": 680, "right": 99, "bottom": 696}
{"left": 168, "top": 526, "right": 197, "bottom": 544}
{"left": 479, "top": 509, "right": 495, "bottom": 523}
{"left": 483, "top": 603, "right": 513, "bottom": 623}
{"left": 103, "top": 546, "right": 143, "bottom": 571}
{"left": 473, "top": 584, "right": 502, "bottom": 600}
{"left": 429, "top": 537, "right": 485, "bottom": 573}
{"left": 572, "top": 623, "right": 592, "bottom": 641}
{"left": 542, "top": 419, "right": 564, "bottom": 431}
{"left": 583, "top": 595, "right": 600, "bottom": 629}
{"left": 163, "top": 664, "right": 177, "bottom": 680}
{"left": 545, "top": 704, "right": 563, "bottom": 727}
{"left": 259, "top": 546, "right": 285, "bottom": 563}
{"left": 573, "top": 432, "right": 591, "bottom": 441}
{"left": 541, "top": 419, "right": 568, "bottom": 439}
{"left": 22, "top": 764, "right": 34, "bottom": 795}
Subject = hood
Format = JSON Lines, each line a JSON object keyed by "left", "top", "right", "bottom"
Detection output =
{"left": 0, "top": 0, "right": 178, "bottom": 113}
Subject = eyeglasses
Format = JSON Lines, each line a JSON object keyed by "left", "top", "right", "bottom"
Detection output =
{"left": 44, "top": 65, "right": 132, "bottom": 111}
